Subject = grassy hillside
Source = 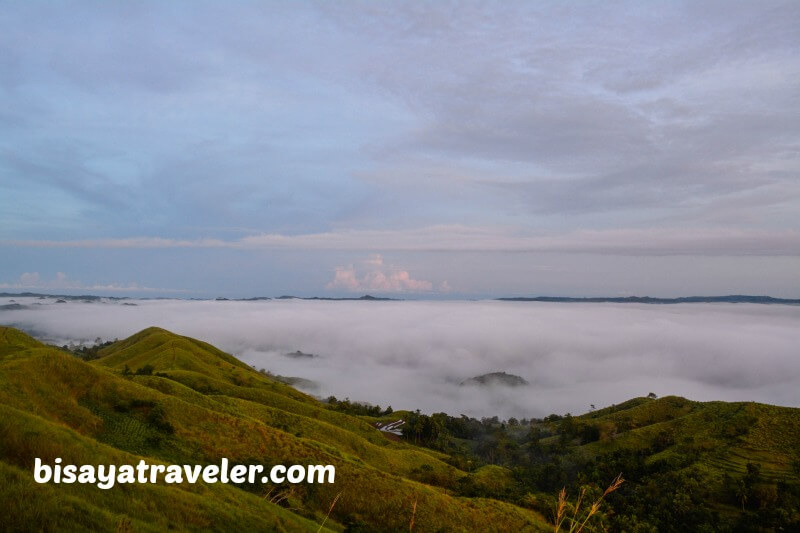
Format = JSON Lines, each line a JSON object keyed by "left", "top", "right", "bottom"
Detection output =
{"left": 578, "top": 395, "right": 800, "bottom": 482}
{"left": 406, "top": 393, "right": 800, "bottom": 531}
{"left": 2, "top": 324, "right": 798, "bottom": 532}
{"left": 0, "top": 326, "right": 550, "bottom": 532}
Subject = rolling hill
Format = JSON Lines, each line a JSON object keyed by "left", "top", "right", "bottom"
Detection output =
{"left": 0, "top": 325, "right": 550, "bottom": 532}
{"left": 1, "top": 324, "right": 798, "bottom": 531}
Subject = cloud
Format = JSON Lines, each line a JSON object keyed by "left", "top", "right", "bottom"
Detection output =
{"left": 2, "top": 298, "right": 799, "bottom": 419}
{"left": 5, "top": 226, "right": 799, "bottom": 256}
{"left": 330, "top": 1, "right": 800, "bottom": 221}
{"left": 327, "top": 255, "right": 433, "bottom": 293}
{"left": 1, "top": 2, "right": 798, "bottom": 245}
{"left": 0, "top": 272, "right": 185, "bottom": 293}
{"left": 2, "top": 237, "right": 228, "bottom": 249}
{"left": 18, "top": 272, "right": 41, "bottom": 286}
{"left": 0, "top": 2, "right": 798, "bottom": 297}
{"left": 363, "top": 253, "right": 384, "bottom": 267}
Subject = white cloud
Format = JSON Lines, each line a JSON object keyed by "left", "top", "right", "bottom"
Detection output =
{"left": 326, "top": 255, "right": 433, "bottom": 293}
{"left": 18, "top": 272, "right": 41, "bottom": 286}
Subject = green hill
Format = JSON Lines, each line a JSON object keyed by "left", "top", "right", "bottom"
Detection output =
{"left": 0, "top": 325, "right": 550, "bottom": 532}
{"left": 431, "top": 394, "right": 800, "bottom": 531}
{"left": 577, "top": 395, "right": 800, "bottom": 482}
{"left": 2, "top": 324, "right": 798, "bottom": 531}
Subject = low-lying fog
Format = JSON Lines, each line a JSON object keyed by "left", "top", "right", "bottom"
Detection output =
{"left": 2, "top": 297, "right": 799, "bottom": 419}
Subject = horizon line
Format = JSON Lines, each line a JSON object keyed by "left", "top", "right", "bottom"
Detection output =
{"left": 2, "top": 291, "right": 799, "bottom": 305}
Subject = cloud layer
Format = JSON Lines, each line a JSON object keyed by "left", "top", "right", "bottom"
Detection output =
{"left": 3, "top": 297, "right": 798, "bottom": 419}
{"left": 6, "top": 226, "right": 799, "bottom": 255}
{"left": 1, "top": 2, "right": 798, "bottom": 296}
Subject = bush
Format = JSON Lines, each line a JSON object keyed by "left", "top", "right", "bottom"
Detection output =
{"left": 135, "top": 365, "right": 154, "bottom": 376}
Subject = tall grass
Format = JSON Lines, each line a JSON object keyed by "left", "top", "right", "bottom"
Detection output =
{"left": 316, "top": 491, "right": 341, "bottom": 533}
{"left": 554, "top": 474, "right": 624, "bottom": 533}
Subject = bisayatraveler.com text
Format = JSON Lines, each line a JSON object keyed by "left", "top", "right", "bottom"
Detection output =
{"left": 33, "top": 457, "right": 335, "bottom": 489}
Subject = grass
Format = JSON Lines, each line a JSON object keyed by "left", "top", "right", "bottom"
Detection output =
{"left": 577, "top": 396, "right": 800, "bottom": 482}
{"left": 553, "top": 474, "right": 624, "bottom": 533}
{"left": 0, "top": 325, "right": 550, "bottom": 532}
{"left": 4, "top": 323, "right": 797, "bottom": 531}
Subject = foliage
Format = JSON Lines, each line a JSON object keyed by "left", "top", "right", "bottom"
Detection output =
{"left": 324, "top": 396, "right": 393, "bottom": 417}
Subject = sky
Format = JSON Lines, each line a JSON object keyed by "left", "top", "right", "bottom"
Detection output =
{"left": 3, "top": 297, "right": 799, "bottom": 417}
{"left": 1, "top": 1, "right": 799, "bottom": 298}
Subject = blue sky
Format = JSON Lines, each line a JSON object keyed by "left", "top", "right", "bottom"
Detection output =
{"left": 1, "top": 1, "right": 799, "bottom": 297}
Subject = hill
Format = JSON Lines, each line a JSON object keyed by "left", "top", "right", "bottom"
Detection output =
{"left": 401, "top": 395, "right": 800, "bottom": 531}
{"left": 460, "top": 372, "right": 529, "bottom": 387}
{"left": 0, "top": 325, "right": 549, "bottom": 532}
{"left": 2, "top": 324, "right": 798, "bottom": 531}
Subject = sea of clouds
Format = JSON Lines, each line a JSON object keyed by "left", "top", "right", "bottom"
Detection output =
{"left": 2, "top": 296, "right": 798, "bottom": 419}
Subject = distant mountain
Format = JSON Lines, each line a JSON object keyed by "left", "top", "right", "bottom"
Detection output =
{"left": 460, "top": 372, "right": 529, "bottom": 387}
{"left": 0, "top": 291, "right": 111, "bottom": 301}
{"left": 4, "top": 292, "right": 796, "bottom": 304}
{"left": 284, "top": 350, "right": 317, "bottom": 359}
{"left": 498, "top": 295, "right": 800, "bottom": 305}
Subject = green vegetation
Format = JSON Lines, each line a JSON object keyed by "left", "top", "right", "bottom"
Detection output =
{"left": 1, "top": 324, "right": 798, "bottom": 531}
{"left": 0, "top": 326, "right": 549, "bottom": 532}
{"left": 395, "top": 395, "right": 800, "bottom": 531}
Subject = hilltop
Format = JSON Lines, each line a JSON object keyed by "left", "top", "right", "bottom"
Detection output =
{"left": 460, "top": 372, "right": 529, "bottom": 387}
{"left": 1, "top": 325, "right": 798, "bottom": 531}
{"left": 399, "top": 395, "right": 800, "bottom": 530}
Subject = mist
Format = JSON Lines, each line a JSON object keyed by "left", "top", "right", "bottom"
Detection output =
{"left": 2, "top": 296, "right": 798, "bottom": 419}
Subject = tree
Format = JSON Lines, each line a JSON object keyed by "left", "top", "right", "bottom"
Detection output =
{"left": 135, "top": 364, "right": 154, "bottom": 375}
